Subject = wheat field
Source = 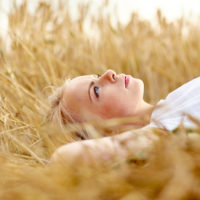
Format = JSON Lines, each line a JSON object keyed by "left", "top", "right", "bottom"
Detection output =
{"left": 0, "top": 1, "right": 200, "bottom": 199}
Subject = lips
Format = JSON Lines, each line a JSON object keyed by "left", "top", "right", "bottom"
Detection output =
{"left": 125, "top": 75, "right": 130, "bottom": 88}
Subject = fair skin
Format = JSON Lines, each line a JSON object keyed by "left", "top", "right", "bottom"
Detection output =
{"left": 51, "top": 69, "right": 155, "bottom": 165}
{"left": 51, "top": 128, "right": 159, "bottom": 165}
{"left": 62, "top": 69, "right": 153, "bottom": 123}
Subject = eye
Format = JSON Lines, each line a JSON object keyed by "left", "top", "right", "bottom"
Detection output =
{"left": 94, "top": 86, "right": 99, "bottom": 98}
{"left": 97, "top": 74, "right": 101, "bottom": 78}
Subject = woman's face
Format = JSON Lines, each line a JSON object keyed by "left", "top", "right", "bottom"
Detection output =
{"left": 62, "top": 69, "right": 145, "bottom": 122}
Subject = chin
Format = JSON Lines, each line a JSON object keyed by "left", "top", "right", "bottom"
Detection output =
{"left": 133, "top": 78, "right": 144, "bottom": 92}
{"left": 135, "top": 78, "right": 143, "bottom": 85}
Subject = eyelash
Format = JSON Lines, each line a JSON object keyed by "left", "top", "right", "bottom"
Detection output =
{"left": 93, "top": 74, "right": 101, "bottom": 98}
{"left": 94, "top": 86, "right": 99, "bottom": 98}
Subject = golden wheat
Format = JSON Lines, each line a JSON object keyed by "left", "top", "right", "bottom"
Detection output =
{"left": 0, "top": 1, "right": 200, "bottom": 199}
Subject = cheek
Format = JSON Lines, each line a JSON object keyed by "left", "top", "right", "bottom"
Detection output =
{"left": 98, "top": 95, "right": 129, "bottom": 118}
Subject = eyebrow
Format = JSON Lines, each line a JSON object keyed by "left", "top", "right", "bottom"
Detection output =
{"left": 88, "top": 81, "right": 95, "bottom": 103}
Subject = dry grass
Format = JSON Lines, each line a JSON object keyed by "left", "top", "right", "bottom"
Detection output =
{"left": 0, "top": 1, "right": 200, "bottom": 199}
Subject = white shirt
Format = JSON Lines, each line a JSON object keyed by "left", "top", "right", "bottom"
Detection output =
{"left": 148, "top": 77, "right": 200, "bottom": 131}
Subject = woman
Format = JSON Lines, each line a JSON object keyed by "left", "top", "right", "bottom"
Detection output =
{"left": 48, "top": 69, "right": 153, "bottom": 126}
{"left": 49, "top": 69, "right": 200, "bottom": 164}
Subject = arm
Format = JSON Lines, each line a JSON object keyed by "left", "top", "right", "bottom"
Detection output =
{"left": 50, "top": 127, "right": 160, "bottom": 166}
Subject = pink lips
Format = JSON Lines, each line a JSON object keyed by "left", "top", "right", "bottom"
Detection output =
{"left": 125, "top": 75, "right": 130, "bottom": 88}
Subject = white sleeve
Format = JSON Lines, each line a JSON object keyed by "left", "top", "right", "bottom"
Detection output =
{"left": 148, "top": 77, "right": 200, "bottom": 131}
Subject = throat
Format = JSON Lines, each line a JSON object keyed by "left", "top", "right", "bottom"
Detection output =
{"left": 131, "top": 102, "right": 154, "bottom": 126}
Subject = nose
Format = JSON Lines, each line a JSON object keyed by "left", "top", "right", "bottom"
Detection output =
{"left": 99, "top": 69, "right": 117, "bottom": 84}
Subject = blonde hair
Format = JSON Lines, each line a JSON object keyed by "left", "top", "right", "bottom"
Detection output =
{"left": 47, "top": 80, "right": 75, "bottom": 127}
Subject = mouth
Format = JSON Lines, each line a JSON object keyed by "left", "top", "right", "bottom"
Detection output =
{"left": 125, "top": 75, "right": 130, "bottom": 88}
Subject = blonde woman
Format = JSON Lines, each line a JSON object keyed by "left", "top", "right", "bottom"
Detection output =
{"left": 48, "top": 69, "right": 200, "bottom": 164}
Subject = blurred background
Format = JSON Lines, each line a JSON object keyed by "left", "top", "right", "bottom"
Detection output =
{"left": 0, "top": 0, "right": 200, "bottom": 48}
{"left": 0, "top": 1, "right": 200, "bottom": 199}
{"left": 1, "top": 0, "right": 200, "bottom": 49}
{"left": 1, "top": 0, "right": 200, "bottom": 32}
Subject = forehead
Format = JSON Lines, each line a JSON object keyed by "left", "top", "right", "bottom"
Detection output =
{"left": 70, "top": 75, "right": 94, "bottom": 86}
{"left": 63, "top": 75, "right": 95, "bottom": 105}
{"left": 68, "top": 75, "right": 94, "bottom": 94}
{"left": 62, "top": 74, "right": 102, "bottom": 122}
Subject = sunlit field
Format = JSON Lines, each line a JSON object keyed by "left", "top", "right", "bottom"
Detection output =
{"left": 0, "top": 1, "right": 200, "bottom": 199}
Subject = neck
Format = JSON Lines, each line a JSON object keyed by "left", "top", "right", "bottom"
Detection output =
{"left": 138, "top": 101, "right": 154, "bottom": 117}
{"left": 130, "top": 101, "right": 154, "bottom": 127}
